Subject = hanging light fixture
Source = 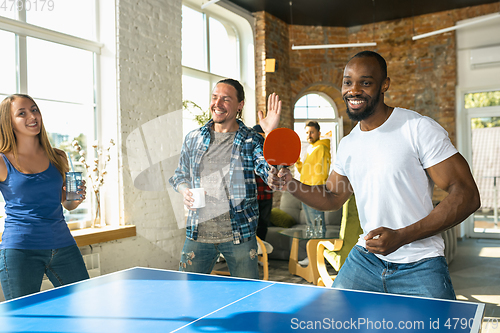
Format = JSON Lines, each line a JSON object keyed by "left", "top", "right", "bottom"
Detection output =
{"left": 292, "top": 42, "right": 377, "bottom": 50}
{"left": 201, "top": 0, "right": 221, "bottom": 10}
{"left": 290, "top": 0, "right": 377, "bottom": 50}
{"left": 412, "top": 12, "right": 500, "bottom": 40}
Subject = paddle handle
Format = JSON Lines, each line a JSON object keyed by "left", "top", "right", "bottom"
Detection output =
{"left": 274, "top": 165, "right": 290, "bottom": 171}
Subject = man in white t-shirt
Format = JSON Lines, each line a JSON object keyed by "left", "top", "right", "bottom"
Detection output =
{"left": 268, "top": 51, "right": 480, "bottom": 300}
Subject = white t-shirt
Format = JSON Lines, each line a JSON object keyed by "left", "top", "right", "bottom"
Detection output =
{"left": 333, "top": 108, "right": 458, "bottom": 263}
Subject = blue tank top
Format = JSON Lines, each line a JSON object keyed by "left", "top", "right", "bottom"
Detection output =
{"left": 0, "top": 154, "right": 76, "bottom": 249}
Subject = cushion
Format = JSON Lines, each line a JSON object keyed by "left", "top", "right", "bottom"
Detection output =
{"left": 279, "top": 191, "right": 301, "bottom": 224}
{"left": 270, "top": 208, "right": 296, "bottom": 228}
{"left": 258, "top": 240, "right": 274, "bottom": 255}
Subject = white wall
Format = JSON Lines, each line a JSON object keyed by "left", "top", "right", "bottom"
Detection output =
{"left": 87, "top": 0, "right": 186, "bottom": 274}
{"left": 456, "top": 13, "right": 500, "bottom": 90}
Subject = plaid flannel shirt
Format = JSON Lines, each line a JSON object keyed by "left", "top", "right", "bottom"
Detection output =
{"left": 169, "top": 119, "right": 270, "bottom": 244}
{"left": 256, "top": 175, "right": 273, "bottom": 201}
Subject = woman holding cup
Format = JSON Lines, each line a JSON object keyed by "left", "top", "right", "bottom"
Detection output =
{"left": 0, "top": 94, "right": 89, "bottom": 300}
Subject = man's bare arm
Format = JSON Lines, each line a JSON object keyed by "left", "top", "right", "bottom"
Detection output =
{"left": 268, "top": 167, "right": 353, "bottom": 211}
{"left": 365, "top": 153, "right": 480, "bottom": 256}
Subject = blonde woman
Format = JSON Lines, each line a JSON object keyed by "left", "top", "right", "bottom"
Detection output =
{"left": 0, "top": 94, "right": 89, "bottom": 300}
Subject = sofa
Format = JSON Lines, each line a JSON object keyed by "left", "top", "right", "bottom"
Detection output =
{"left": 266, "top": 191, "right": 342, "bottom": 260}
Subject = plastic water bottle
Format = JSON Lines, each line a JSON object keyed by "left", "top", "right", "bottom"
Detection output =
{"left": 314, "top": 216, "right": 323, "bottom": 238}
{"left": 306, "top": 225, "right": 313, "bottom": 238}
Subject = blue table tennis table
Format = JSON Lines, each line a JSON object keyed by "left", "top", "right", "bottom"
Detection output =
{"left": 0, "top": 267, "right": 484, "bottom": 332}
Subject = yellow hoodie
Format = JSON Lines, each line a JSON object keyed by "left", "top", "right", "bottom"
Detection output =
{"left": 296, "top": 138, "right": 331, "bottom": 186}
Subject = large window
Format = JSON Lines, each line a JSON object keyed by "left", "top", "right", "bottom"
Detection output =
{"left": 0, "top": 1, "right": 101, "bottom": 229}
{"left": 294, "top": 93, "right": 343, "bottom": 173}
{"left": 465, "top": 90, "right": 500, "bottom": 238}
{"left": 181, "top": 3, "right": 254, "bottom": 136}
{"left": 0, "top": 30, "right": 16, "bottom": 97}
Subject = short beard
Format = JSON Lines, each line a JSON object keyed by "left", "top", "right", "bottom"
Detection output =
{"left": 344, "top": 92, "right": 380, "bottom": 122}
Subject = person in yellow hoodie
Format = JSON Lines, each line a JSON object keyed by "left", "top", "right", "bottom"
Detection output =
{"left": 296, "top": 121, "right": 331, "bottom": 265}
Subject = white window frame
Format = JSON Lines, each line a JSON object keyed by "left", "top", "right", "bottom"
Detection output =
{"left": 457, "top": 86, "right": 500, "bottom": 239}
{"left": 0, "top": 9, "right": 106, "bottom": 230}
{"left": 181, "top": 1, "right": 255, "bottom": 131}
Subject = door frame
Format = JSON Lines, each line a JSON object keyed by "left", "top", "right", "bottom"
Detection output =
{"left": 457, "top": 86, "right": 500, "bottom": 239}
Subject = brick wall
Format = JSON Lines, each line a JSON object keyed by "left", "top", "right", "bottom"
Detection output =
{"left": 255, "top": 12, "right": 294, "bottom": 129}
{"left": 255, "top": 3, "right": 500, "bottom": 141}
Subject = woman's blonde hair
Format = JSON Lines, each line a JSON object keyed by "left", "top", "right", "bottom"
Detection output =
{"left": 0, "top": 94, "right": 68, "bottom": 178}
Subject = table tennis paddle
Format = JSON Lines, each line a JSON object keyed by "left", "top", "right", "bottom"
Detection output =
{"left": 263, "top": 128, "right": 301, "bottom": 169}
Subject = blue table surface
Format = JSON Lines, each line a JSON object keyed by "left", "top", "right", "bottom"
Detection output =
{"left": 0, "top": 267, "right": 485, "bottom": 333}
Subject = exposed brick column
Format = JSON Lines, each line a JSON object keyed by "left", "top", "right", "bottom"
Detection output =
{"left": 255, "top": 12, "right": 293, "bottom": 129}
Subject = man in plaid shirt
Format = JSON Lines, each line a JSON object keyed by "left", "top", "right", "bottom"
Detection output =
{"left": 169, "top": 79, "right": 281, "bottom": 279}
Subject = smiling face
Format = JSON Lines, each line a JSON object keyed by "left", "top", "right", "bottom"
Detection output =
{"left": 341, "top": 56, "right": 390, "bottom": 122}
{"left": 210, "top": 83, "right": 244, "bottom": 132}
{"left": 10, "top": 97, "right": 42, "bottom": 138}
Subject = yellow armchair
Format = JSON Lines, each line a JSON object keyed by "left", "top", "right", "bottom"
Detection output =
{"left": 317, "top": 195, "right": 362, "bottom": 287}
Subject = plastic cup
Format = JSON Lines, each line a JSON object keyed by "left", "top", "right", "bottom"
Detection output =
{"left": 190, "top": 188, "right": 205, "bottom": 208}
{"left": 66, "top": 172, "right": 83, "bottom": 201}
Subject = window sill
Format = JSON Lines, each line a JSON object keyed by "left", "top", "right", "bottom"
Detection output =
{"left": 71, "top": 225, "right": 136, "bottom": 247}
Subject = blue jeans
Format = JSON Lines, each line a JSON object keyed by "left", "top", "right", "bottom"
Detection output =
{"left": 179, "top": 236, "right": 259, "bottom": 279}
{"left": 302, "top": 203, "right": 326, "bottom": 237}
{"left": 332, "top": 245, "right": 456, "bottom": 300}
{"left": 0, "top": 245, "right": 90, "bottom": 300}
{"left": 332, "top": 245, "right": 455, "bottom": 300}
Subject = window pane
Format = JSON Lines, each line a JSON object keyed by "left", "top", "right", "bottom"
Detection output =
{"left": 182, "top": 6, "right": 207, "bottom": 71}
{"left": 294, "top": 93, "right": 336, "bottom": 120}
{"left": 209, "top": 17, "right": 238, "bottom": 78}
{"left": 294, "top": 107, "right": 308, "bottom": 119}
{"left": 295, "top": 95, "right": 307, "bottom": 107}
{"left": 182, "top": 74, "right": 210, "bottom": 135}
{"left": 465, "top": 91, "right": 500, "bottom": 109}
{"left": 318, "top": 95, "right": 332, "bottom": 108}
{"left": 293, "top": 123, "right": 307, "bottom": 141}
{"left": 470, "top": 116, "right": 500, "bottom": 233}
{"left": 36, "top": 99, "right": 93, "bottom": 224}
{"left": 0, "top": 30, "right": 16, "bottom": 95}
{"left": 315, "top": 105, "right": 335, "bottom": 119}
{"left": 26, "top": 0, "right": 95, "bottom": 40}
{"left": 0, "top": 91, "right": 7, "bottom": 219}
{"left": 27, "top": 37, "right": 94, "bottom": 104}
{"left": 306, "top": 94, "right": 320, "bottom": 106}
{"left": 38, "top": 101, "right": 93, "bottom": 142}
{"left": 0, "top": 2, "right": 18, "bottom": 19}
